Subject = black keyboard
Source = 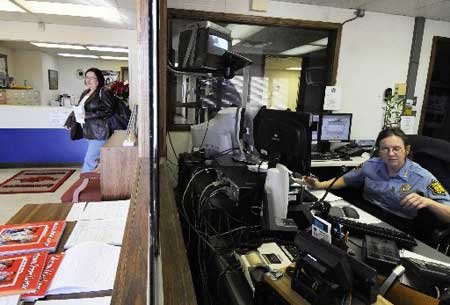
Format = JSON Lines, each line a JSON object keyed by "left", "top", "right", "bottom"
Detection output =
{"left": 326, "top": 216, "right": 418, "bottom": 248}
{"left": 280, "top": 244, "right": 299, "bottom": 261}
{"left": 402, "top": 257, "right": 450, "bottom": 283}
{"left": 311, "top": 152, "right": 342, "bottom": 160}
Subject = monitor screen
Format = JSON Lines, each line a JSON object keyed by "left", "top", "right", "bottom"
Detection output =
{"left": 253, "top": 108, "right": 312, "bottom": 174}
{"left": 320, "top": 113, "right": 352, "bottom": 142}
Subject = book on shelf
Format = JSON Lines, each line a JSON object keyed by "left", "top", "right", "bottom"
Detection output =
{"left": 0, "top": 293, "right": 21, "bottom": 305}
{"left": 21, "top": 253, "right": 64, "bottom": 302}
{"left": 0, "top": 221, "right": 66, "bottom": 256}
{"left": 35, "top": 296, "right": 111, "bottom": 305}
{"left": 0, "top": 251, "right": 48, "bottom": 296}
{"left": 64, "top": 218, "right": 127, "bottom": 249}
{"left": 47, "top": 242, "right": 120, "bottom": 295}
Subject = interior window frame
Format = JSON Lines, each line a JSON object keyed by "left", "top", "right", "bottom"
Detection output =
{"left": 167, "top": 8, "right": 342, "bottom": 132}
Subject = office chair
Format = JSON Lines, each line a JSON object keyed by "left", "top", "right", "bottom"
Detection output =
{"left": 408, "top": 135, "right": 450, "bottom": 255}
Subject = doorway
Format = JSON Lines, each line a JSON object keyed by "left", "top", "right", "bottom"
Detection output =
{"left": 419, "top": 37, "right": 450, "bottom": 141}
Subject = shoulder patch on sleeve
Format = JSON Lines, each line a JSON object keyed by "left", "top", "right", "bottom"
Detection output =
{"left": 427, "top": 180, "right": 448, "bottom": 196}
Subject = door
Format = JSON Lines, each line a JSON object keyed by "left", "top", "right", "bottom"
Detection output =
{"left": 419, "top": 37, "right": 450, "bottom": 142}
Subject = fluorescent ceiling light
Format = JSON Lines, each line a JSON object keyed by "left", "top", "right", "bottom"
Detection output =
{"left": 280, "top": 37, "right": 328, "bottom": 56}
{"left": 23, "top": 1, "right": 122, "bottom": 23}
{"left": 58, "top": 53, "right": 99, "bottom": 58}
{"left": 226, "top": 24, "right": 264, "bottom": 39}
{"left": 86, "top": 46, "right": 129, "bottom": 53}
{"left": 232, "top": 39, "right": 241, "bottom": 46}
{"left": 31, "top": 42, "right": 85, "bottom": 50}
{"left": 286, "top": 67, "right": 302, "bottom": 71}
{"left": 100, "top": 56, "right": 128, "bottom": 61}
{"left": 0, "top": 0, "right": 25, "bottom": 12}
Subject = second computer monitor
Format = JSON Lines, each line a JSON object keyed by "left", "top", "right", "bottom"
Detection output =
{"left": 320, "top": 113, "right": 352, "bottom": 142}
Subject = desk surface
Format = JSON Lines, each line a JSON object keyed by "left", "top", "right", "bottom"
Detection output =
{"left": 311, "top": 155, "right": 369, "bottom": 167}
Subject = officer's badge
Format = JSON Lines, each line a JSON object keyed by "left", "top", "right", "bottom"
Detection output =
{"left": 399, "top": 183, "right": 412, "bottom": 195}
{"left": 427, "top": 180, "right": 447, "bottom": 196}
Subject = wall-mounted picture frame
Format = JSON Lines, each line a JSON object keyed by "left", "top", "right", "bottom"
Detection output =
{"left": 101, "top": 70, "right": 120, "bottom": 85}
{"left": 0, "top": 54, "right": 8, "bottom": 88}
{"left": 48, "top": 69, "right": 58, "bottom": 90}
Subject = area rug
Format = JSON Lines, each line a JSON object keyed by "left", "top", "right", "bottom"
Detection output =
{"left": 0, "top": 169, "right": 76, "bottom": 194}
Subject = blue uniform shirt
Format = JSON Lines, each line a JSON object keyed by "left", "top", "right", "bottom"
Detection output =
{"left": 343, "top": 157, "right": 450, "bottom": 219}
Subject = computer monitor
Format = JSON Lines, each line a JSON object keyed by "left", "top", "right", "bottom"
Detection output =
{"left": 320, "top": 113, "right": 352, "bottom": 142}
{"left": 178, "top": 21, "right": 231, "bottom": 71}
{"left": 253, "top": 108, "right": 312, "bottom": 174}
{"left": 191, "top": 107, "right": 242, "bottom": 157}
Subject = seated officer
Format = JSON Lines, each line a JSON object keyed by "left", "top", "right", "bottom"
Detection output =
{"left": 304, "top": 127, "right": 450, "bottom": 228}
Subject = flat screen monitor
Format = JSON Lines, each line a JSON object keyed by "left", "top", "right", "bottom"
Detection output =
{"left": 253, "top": 108, "right": 312, "bottom": 174}
{"left": 320, "top": 113, "right": 352, "bottom": 142}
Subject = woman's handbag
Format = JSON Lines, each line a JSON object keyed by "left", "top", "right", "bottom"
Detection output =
{"left": 65, "top": 111, "right": 84, "bottom": 140}
{"left": 70, "top": 122, "right": 84, "bottom": 140}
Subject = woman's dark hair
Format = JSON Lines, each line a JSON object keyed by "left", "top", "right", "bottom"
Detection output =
{"left": 85, "top": 67, "right": 105, "bottom": 88}
{"left": 375, "top": 127, "right": 410, "bottom": 156}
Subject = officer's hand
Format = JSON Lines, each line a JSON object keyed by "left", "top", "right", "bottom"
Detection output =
{"left": 303, "top": 176, "right": 321, "bottom": 189}
{"left": 400, "top": 193, "right": 432, "bottom": 210}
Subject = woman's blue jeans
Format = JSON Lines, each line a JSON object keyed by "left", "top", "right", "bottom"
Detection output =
{"left": 81, "top": 139, "right": 107, "bottom": 173}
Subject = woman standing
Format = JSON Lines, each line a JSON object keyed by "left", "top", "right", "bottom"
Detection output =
{"left": 73, "top": 68, "right": 116, "bottom": 172}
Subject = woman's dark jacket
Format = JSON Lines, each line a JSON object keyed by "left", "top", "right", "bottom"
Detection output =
{"left": 80, "top": 87, "right": 116, "bottom": 140}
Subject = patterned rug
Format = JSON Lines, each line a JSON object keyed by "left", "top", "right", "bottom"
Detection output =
{"left": 0, "top": 169, "right": 76, "bottom": 194}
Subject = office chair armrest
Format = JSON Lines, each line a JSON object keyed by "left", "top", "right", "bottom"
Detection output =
{"left": 431, "top": 224, "right": 450, "bottom": 248}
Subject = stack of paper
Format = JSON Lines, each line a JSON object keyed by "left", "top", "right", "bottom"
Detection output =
{"left": 66, "top": 200, "right": 130, "bottom": 221}
{"left": 0, "top": 251, "right": 47, "bottom": 296}
{"left": 0, "top": 294, "right": 21, "bottom": 305}
{"left": 47, "top": 242, "right": 120, "bottom": 295}
{"left": 35, "top": 296, "right": 111, "bottom": 305}
{"left": 0, "top": 221, "right": 66, "bottom": 256}
{"left": 64, "top": 200, "right": 130, "bottom": 248}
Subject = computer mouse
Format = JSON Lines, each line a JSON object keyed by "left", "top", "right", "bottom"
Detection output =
{"left": 342, "top": 206, "right": 359, "bottom": 219}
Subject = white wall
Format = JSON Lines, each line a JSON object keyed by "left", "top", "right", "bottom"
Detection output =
{"left": 13, "top": 50, "right": 42, "bottom": 90}
{"left": 167, "top": 0, "right": 450, "bottom": 158}
{"left": 58, "top": 57, "right": 128, "bottom": 103}
{"left": 41, "top": 53, "right": 59, "bottom": 105}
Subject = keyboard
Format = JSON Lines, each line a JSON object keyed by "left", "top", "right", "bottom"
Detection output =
{"left": 402, "top": 257, "right": 450, "bottom": 283}
{"left": 326, "top": 216, "right": 418, "bottom": 248}
{"left": 280, "top": 244, "right": 299, "bottom": 262}
{"left": 311, "top": 152, "right": 350, "bottom": 161}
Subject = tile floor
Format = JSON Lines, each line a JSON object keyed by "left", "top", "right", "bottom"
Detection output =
{"left": 0, "top": 167, "right": 81, "bottom": 224}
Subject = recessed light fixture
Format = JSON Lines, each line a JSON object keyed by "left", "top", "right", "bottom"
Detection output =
{"left": 58, "top": 53, "right": 99, "bottom": 59}
{"left": 23, "top": 1, "right": 122, "bottom": 22}
{"left": 286, "top": 67, "right": 302, "bottom": 71}
{"left": 0, "top": 0, "right": 25, "bottom": 12}
{"left": 31, "top": 42, "right": 86, "bottom": 50}
{"left": 280, "top": 38, "right": 328, "bottom": 56}
{"left": 86, "top": 46, "right": 129, "bottom": 53}
{"left": 100, "top": 56, "right": 128, "bottom": 61}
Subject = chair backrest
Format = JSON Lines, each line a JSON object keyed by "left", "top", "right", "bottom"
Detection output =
{"left": 408, "top": 135, "right": 450, "bottom": 191}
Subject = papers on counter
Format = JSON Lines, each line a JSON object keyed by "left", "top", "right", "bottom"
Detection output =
{"left": 66, "top": 200, "right": 130, "bottom": 221}
{"left": 47, "top": 242, "right": 120, "bottom": 295}
{"left": 64, "top": 218, "right": 127, "bottom": 249}
{"left": 0, "top": 294, "right": 20, "bottom": 305}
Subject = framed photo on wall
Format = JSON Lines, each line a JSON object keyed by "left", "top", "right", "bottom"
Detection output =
{"left": 48, "top": 69, "right": 58, "bottom": 90}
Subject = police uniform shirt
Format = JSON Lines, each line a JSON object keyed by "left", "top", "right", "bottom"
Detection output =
{"left": 343, "top": 157, "right": 450, "bottom": 219}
